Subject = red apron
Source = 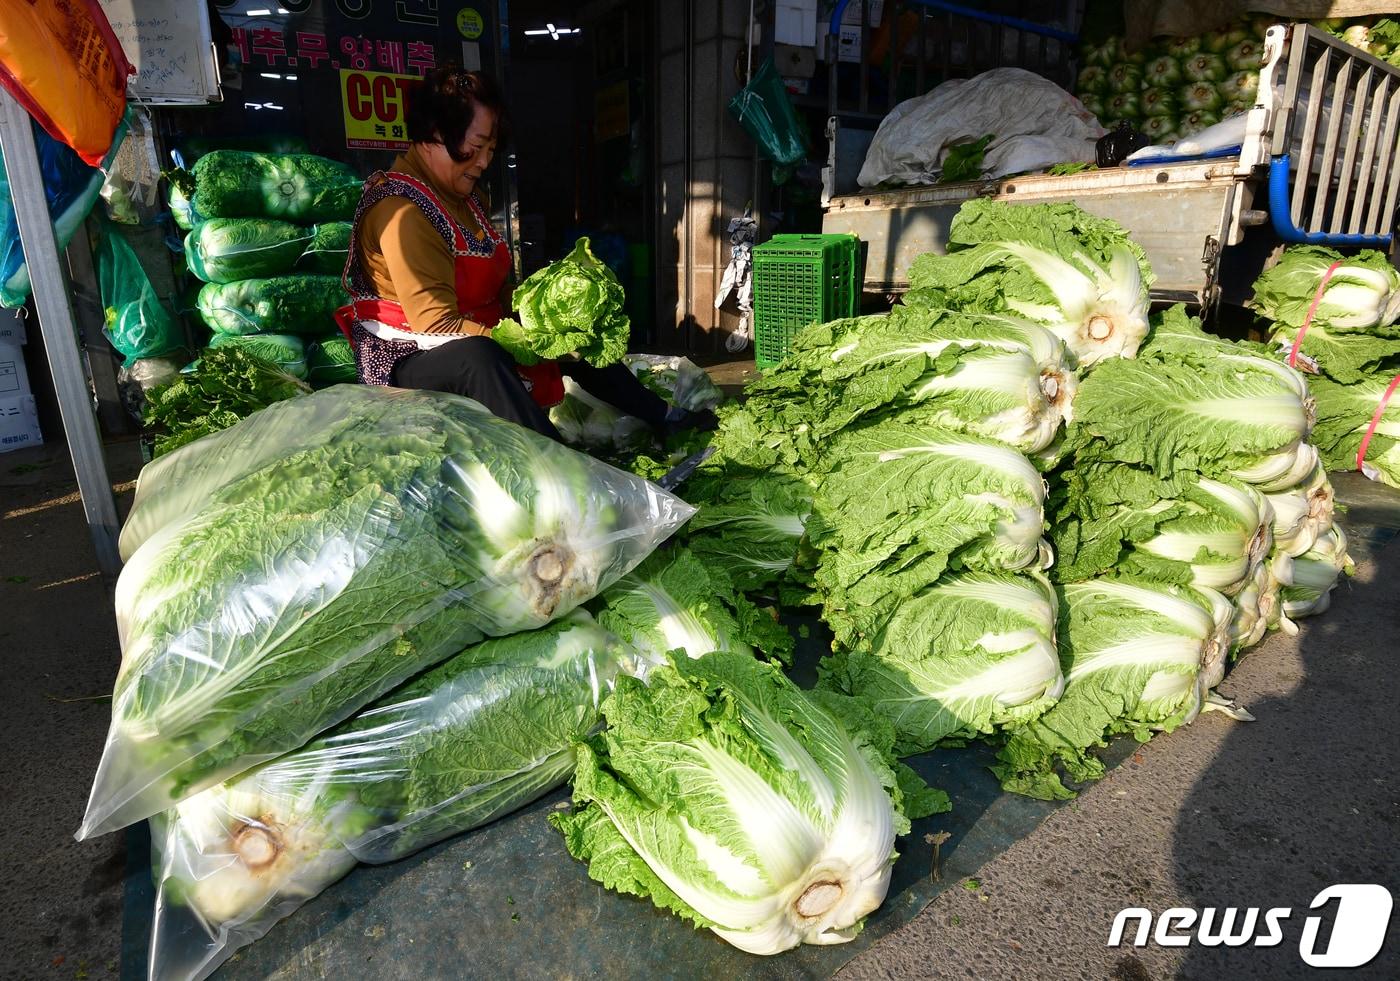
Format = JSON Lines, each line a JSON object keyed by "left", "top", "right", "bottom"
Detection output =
{"left": 336, "top": 171, "right": 563, "bottom": 408}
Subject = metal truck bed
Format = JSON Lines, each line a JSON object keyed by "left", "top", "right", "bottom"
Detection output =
{"left": 821, "top": 15, "right": 1400, "bottom": 306}
{"left": 824, "top": 160, "right": 1257, "bottom": 302}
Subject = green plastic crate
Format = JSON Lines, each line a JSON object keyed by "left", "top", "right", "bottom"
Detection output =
{"left": 752, "top": 233, "right": 860, "bottom": 370}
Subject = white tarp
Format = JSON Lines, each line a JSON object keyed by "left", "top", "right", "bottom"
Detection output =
{"left": 857, "top": 68, "right": 1104, "bottom": 188}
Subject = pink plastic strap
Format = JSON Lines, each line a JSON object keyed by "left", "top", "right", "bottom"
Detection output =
{"left": 1356, "top": 372, "right": 1400, "bottom": 472}
{"left": 1287, "top": 259, "right": 1345, "bottom": 369}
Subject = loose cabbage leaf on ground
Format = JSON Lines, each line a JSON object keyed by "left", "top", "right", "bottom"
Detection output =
{"left": 993, "top": 577, "right": 1233, "bottom": 800}
{"left": 149, "top": 612, "right": 647, "bottom": 981}
{"left": 80, "top": 387, "right": 693, "bottom": 838}
{"left": 493, "top": 238, "right": 630, "bottom": 368}
{"left": 551, "top": 652, "right": 945, "bottom": 956}
{"left": 820, "top": 570, "right": 1063, "bottom": 755}
{"left": 907, "top": 199, "right": 1154, "bottom": 368}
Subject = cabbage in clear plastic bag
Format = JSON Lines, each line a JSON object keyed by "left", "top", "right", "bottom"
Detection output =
{"left": 184, "top": 219, "right": 315, "bottom": 284}
{"left": 148, "top": 611, "right": 651, "bottom": 981}
{"left": 78, "top": 386, "right": 694, "bottom": 839}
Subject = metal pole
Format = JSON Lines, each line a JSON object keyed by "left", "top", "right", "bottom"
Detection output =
{"left": 0, "top": 89, "right": 121, "bottom": 575}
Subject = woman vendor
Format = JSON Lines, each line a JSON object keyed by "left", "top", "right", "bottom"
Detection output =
{"left": 339, "top": 67, "right": 706, "bottom": 440}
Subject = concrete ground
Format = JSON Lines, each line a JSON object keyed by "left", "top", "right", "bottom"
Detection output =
{"left": 1, "top": 438, "right": 143, "bottom": 981}
{"left": 841, "top": 516, "right": 1400, "bottom": 980}
{"left": 2, "top": 438, "right": 1397, "bottom": 981}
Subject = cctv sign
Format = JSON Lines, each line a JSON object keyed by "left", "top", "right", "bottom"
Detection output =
{"left": 340, "top": 69, "right": 420, "bottom": 150}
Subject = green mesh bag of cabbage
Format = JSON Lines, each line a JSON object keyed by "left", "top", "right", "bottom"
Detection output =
{"left": 76, "top": 385, "right": 695, "bottom": 839}
{"left": 191, "top": 151, "right": 363, "bottom": 223}
{"left": 197, "top": 275, "right": 349, "bottom": 336}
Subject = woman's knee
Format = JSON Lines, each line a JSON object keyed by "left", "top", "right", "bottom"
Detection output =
{"left": 448, "top": 335, "right": 515, "bottom": 374}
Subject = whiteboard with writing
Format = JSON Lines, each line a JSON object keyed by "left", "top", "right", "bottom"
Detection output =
{"left": 99, "top": 0, "right": 222, "bottom": 104}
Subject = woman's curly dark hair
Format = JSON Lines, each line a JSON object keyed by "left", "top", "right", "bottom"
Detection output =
{"left": 405, "top": 66, "right": 508, "bottom": 161}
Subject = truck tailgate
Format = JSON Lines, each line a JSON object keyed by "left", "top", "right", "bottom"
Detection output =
{"left": 822, "top": 161, "right": 1248, "bottom": 302}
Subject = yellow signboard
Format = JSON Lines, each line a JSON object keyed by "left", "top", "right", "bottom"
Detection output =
{"left": 340, "top": 68, "right": 419, "bottom": 151}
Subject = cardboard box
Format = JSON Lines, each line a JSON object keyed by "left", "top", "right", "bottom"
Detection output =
{"left": 0, "top": 394, "right": 42, "bottom": 453}
{"left": 0, "top": 311, "right": 24, "bottom": 347}
{"left": 0, "top": 338, "right": 31, "bottom": 399}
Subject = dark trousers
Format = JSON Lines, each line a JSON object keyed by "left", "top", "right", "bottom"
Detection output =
{"left": 392, "top": 335, "right": 668, "bottom": 442}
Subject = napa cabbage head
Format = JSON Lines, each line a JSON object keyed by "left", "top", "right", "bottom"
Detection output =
{"left": 1250, "top": 245, "right": 1400, "bottom": 331}
{"left": 493, "top": 238, "right": 630, "bottom": 367}
{"left": 149, "top": 611, "right": 645, "bottom": 981}
{"left": 819, "top": 571, "right": 1063, "bottom": 754}
{"left": 908, "top": 200, "right": 1155, "bottom": 368}
{"left": 720, "top": 309, "right": 1076, "bottom": 463}
{"left": 1230, "top": 551, "right": 1293, "bottom": 651}
{"left": 1050, "top": 461, "right": 1273, "bottom": 595}
{"left": 1309, "top": 374, "right": 1400, "bottom": 491}
{"left": 551, "top": 653, "right": 944, "bottom": 955}
{"left": 681, "top": 470, "right": 812, "bottom": 592}
{"left": 1281, "top": 525, "right": 1354, "bottom": 619}
{"left": 808, "top": 423, "right": 1051, "bottom": 644}
{"left": 85, "top": 387, "right": 694, "bottom": 840}
{"left": 1066, "top": 343, "right": 1311, "bottom": 485}
{"left": 994, "top": 577, "right": 1230, "bottom": 800}
{"left": 1264, "top": 463, "right": 1335, "bottom": 557}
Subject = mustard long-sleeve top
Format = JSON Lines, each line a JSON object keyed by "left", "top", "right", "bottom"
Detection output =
{"left": 356, "top": 145, "right": 501, "bottom": 336}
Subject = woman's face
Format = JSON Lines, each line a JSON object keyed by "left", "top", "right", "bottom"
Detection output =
{"left": 423, "top": 106, "right": 498, "bottom": 197}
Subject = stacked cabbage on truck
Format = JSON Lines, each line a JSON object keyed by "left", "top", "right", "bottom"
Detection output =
{"left": 172, "top": 150, "right": 360, "bottom": 384}
{"left": 823, "top": 12, "right": 1400, "bottom": 308}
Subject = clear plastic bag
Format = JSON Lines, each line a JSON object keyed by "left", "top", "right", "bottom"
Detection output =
{"left": 148, "top": 611, "right": 651, "bottom": 981}
{"left": 549, "top": 375, "right": 656, "bottom": 452}
{"left": 101, "top": 107, "right": 163, "bottom": 225}
{"left": 624, "top": 354, "right": 723, "bottom": 411}
{"left": 196, "top": 275, "right": 348, "bottom": 336}
{"left": 184, "top": 219, "right": 316, "bottom": 284}
{"left": 204, "top": 333, "right": 308, "bottom": 379}
{"left": 117, "top": 355, "right": 187, "bottom": 422}
{"left": 79, "top": 386, "right": 693, "bottom": 839}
